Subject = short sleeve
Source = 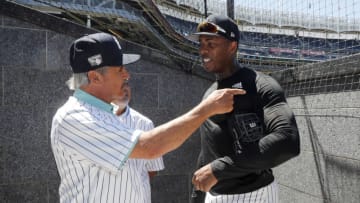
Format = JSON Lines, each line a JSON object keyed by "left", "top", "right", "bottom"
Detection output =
{"left": 56, "top": 110, "right": 142, "bottom": 172}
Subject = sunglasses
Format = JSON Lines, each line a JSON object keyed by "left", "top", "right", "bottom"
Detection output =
{"left": 197, "top": 21, "right": 227, "bottom": 35}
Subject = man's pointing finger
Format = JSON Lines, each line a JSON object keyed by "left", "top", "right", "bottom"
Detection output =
{"left": 226, "top": 88, "right": 247, "bottom": 95}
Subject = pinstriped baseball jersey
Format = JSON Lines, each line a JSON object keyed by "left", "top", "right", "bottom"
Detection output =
{"left": 51, "top": 89, "right": 148, "bottom": 203}
{"left": 204, "top": 181, "right": 278, "bottom": 203}
{"left": 115, "top": 106, "right": 165, "bottom": 202}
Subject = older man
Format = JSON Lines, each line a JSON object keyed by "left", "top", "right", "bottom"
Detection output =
{"left": 50, "top": 32, "right": 245, "bottom": 202}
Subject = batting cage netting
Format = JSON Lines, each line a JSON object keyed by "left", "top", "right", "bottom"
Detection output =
{"left": 11, "top": 0, "right": 360, "bottom": 97}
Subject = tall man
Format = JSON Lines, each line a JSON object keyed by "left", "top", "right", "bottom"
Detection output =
{"left": 50, "top": 32, "right": 245, "bottom": 202}
{"left": 112, "top": 83, "right": 164, "bottom": 202}
{"left": 189, "top": 14, "right": 300, "bottom": 203}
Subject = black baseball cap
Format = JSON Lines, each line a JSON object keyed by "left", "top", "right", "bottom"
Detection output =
{"left": 69, "top": 32, "right": 140, "bottom": 73}
{"left": 188, "top": 14, "right": 239, "bottom": 42}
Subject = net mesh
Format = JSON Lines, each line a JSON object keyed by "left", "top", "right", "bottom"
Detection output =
{"left": 11, "top": 0, "right": 360, "bottom": 96}
{"left": 234, "top": 0, "right": 360, "bottom": 71}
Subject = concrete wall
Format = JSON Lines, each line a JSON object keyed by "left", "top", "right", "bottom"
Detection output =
{"left": 1, "top": 2, "right": 359, "bottom": 203}
{"left": 270, "top": 48, "right": 360, "bottom": 203}
{"left": 274, "top": 91, "right": 360, "bottom": 203}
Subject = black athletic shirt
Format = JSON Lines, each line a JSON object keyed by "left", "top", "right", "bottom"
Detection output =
{"left": 192, "top": 67, "right": 300, "bottom": 201}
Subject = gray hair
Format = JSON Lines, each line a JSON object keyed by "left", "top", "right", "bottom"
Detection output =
{"left": 66, "top": 66, "right": 110, "bottom": 90}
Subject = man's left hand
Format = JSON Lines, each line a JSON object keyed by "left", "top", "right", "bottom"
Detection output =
{"left": 192, "top": 163, "right": 218, "bottom": 192}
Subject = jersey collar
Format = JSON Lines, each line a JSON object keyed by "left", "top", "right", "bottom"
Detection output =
{"left": 73, "top": 89, "right": 113, "bottom": 114}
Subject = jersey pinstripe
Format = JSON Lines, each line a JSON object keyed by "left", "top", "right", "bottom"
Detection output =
{"left": 116, "top": 106, "right": 165, "bottom": 202}
{"left": 51, "top": 96, "right": 148, "bottom": 203}
{"left": 204, "top": 181, "right": 278, "bottom": 203}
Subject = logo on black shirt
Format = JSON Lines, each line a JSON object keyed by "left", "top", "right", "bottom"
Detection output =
{"left": 232, "top": 82, "right": 243, "bottom": 89}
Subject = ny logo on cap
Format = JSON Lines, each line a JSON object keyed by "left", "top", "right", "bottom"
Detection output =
{"left": 88, "top": 54, "right": 102, "bottom": 66}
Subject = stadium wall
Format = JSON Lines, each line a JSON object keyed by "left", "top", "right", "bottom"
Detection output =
{"left": 274, "top": 91, "right": 360, "bottom": 203}
{"left": 1, "top": 2, "right": 359, "bottom": 203}
{"left": 271, "top": 57, "right": 360, "bottom": 202}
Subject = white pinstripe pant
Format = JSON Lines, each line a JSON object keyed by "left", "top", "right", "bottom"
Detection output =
{"left": 205, "top": 181, "right": 278, "bottom": 203}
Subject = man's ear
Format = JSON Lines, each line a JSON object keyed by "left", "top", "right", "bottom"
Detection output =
{"left": 229, "top": 41, "right": 238, "bottom": 55}
{"left": 87, "top": 70, "right": 103, "bottom": 84}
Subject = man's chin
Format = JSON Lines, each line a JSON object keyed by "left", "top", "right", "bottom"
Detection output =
{"left": 111, "top": 99, "right": 129, "bottom": 109}
{"left": 203, "top": 64, "right": 214, "bottom": 72}
{"left": 203, "top": 66, "right": 219, "bottom": 73}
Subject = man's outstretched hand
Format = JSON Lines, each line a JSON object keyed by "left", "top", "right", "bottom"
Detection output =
{"left": 201, "top": 88, "right": 246, "bottom": 116}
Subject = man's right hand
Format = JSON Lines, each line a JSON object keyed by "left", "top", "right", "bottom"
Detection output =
{"left": 201, "top": 88, "right": 246, "bottom": 116}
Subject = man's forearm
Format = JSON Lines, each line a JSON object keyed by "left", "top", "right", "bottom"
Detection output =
{"left": 130, "top": 102, "right": 211, "bottom": 159}
{"left": 130, "top": 88, "right": 245, "bottom": 159}
{"left": 211, "top": 128, "right": 299, "bottom": 181}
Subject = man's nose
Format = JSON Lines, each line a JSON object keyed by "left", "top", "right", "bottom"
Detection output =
{"left": 199, "top": 43, "right": 209, "bottom": 56}
{"left": 122, "top": 67, "right": 130, "bottom": 79}
{"left": 199, "top": 45, "right": 208, "bottom": 56}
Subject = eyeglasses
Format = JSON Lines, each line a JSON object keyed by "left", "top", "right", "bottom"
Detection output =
{"left": 197, "top": 21, "right": 227, "bottom": 35}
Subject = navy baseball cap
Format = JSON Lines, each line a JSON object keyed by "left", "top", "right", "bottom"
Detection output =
{"left": 70, "top": 32, "right": 140, "bottom": 73}
{"left": 188, "top": 14, "right": 239, "bottom": 42}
